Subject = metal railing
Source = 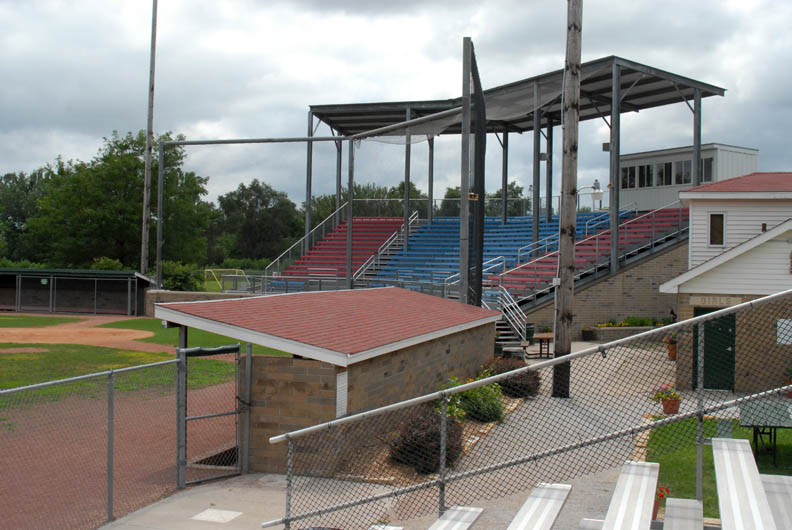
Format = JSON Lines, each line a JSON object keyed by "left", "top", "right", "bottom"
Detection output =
{"left": 262, "top": 288, "right": 792, "bottom": 529}
{"left": 353, "top": 210, "right": 420, "bottom": 281}
{"left": 498, "top": 202, "right": 688, "bottom": 301}
{"left": 497, "top": 285, "right": 527, "bottom": 342}
{"left": 265, "top": 202, "right": 349, "bottom": 276}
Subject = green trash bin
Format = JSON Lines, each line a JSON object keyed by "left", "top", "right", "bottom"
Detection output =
{"left": 525, "top": 323, "right": 535, "bottom": 346}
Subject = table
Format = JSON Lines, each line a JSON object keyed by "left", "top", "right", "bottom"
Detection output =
{"left": 533, "top": 332, "right": 554, "bottom": 357}
{"left": 739, "top": 400, "right": 792, "bottom": 466}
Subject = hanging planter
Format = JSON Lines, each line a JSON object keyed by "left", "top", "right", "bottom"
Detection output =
{"left": 652, "top": 384, "right": 681, "bottom": 415}
{"left": 661, "top": 398, "right": 681, "bottom": 415}
{"left": 662, "top": 333, "right": 678, "bottom": 361}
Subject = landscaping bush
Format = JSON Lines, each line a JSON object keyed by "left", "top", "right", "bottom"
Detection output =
{"left": 484, "top": 357, "right": 541, "bottom": 398}
{"left": 89, "top": 256, "right": 125, "bottom": 270}
{"left": 388, "top": 405, "right": 463, "bottom": 474}
{"left": 459, "top": 380, "right": 504, "bottom": 422}
{"left": 161, "top": 261, "right": 202, "bottom": 291}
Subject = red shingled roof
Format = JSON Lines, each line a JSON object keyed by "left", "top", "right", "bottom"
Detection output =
{"left": 684, "top": 172, "right": 792, "bottom": 193}
{"left": 156, "top": 287, "right": 500, "bottom": 357}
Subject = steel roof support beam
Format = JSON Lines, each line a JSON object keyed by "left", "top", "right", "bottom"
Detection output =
{"left": 346, "top": 141, "right": 355, "bottom": 288}
{"left": 334, "top": 133, "right": 342, "bottom": 225}
{"left": 532, "top": 83, "right": 542, "bottom": 254}
{"left": 460, "top": 37, "right": 472, "bottom": 304}
{"left": 609, "top": 63, "right": 621, "bottom": 276}
{"left": 404, "top": 108, "right": 412, "bottom": 249}
{"left": 693, "top": 88, "right": 702, "bottom": 187}
{"left": 501, "top": 131, "right": 508, "bottom": 225}
{"left": 428, "top": 137, "right": 434, "bottom": 225}
{"left": 305, "top": 111, "right": 313, "bottom": 254}
{"left": 546, "top": 119, "right": 554, "bottom": 223}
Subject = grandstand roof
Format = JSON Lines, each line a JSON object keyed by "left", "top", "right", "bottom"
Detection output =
{"left": 154, "top": 287, "right": 500, "bottom": 367}
{"left": 310, "top": 55, "right": 726, "bottom": 137}
{"left": 682, "top": 172, "right": 792, "bottom": 195}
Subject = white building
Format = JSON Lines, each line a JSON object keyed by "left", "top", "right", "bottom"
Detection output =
{"left": 619, "top": 143, "right": 758, "bottom": 211}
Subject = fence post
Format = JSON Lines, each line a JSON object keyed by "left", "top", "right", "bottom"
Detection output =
{"left": 439, "top": 392, "right": 447, "bottom": 516}
{"left": 107, "top": 370, "right": 115, "bottom": 522}
{"left": 696, "top": 322, "right": 705, "bottom": 501}
{"left": 177, "top": 343, "right": 187, "bottom": 489}
{"left": 285, "top": 436, "right": 293, "bottom": 530}
{"left": 243, "top": 343, "right": 252, "bottom": 474}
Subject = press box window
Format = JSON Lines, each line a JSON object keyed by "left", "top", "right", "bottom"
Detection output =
{"left": 709, "top": 213, "right": 724, "bottom": 246}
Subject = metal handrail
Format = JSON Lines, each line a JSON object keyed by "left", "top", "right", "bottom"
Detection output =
{"left": 498, "top": 286, "right": 526, "bottom": 342}
{"left": 353, "top": 211, "right": 419, "bottom": 281}
{"left": 516, "top": 233, "right": 559, "bottom": 264}
{"left": 264, "top": 202, "right": 348, "bottom": 275}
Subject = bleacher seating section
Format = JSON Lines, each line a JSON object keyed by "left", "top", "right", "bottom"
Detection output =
{"left": 281, "top": 217, "right": 404, "bottom": 277}
{"left": 372, "top": 211, "right": 624, "bottom": 284}
{"left": 497, "top": 208, "right": 689, "bottom": 296}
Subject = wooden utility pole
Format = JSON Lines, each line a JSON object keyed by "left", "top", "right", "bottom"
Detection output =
{"left": 140, "top": 0, "right": 158, "bottom": 274}
{"left": 552, "top": 0, "right": 582, "bottom": 399}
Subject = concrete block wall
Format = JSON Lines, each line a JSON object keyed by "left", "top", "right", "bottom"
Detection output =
{"left": 676, "top": 292, "right": 792, "bottom": 392}
{"left": 346, "top": 324, "right": 496, "bottom": 413}
{"left": 247, "top": 357, "right": 337, "bottom": 473}
{"left": 525, "top": 242, "right": 688, "bottom": 338}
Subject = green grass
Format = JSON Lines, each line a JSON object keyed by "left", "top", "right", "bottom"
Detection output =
{"left": 647, "top": 417, "right": 792, "bottom": 518}
{"left": 97, "top": 317, "right": 289, "bottom": 356}
{"left": 0, "top": 314, "right": 85, "bottom": 327}
{"left": 0, "top": 343, "right": 235, "bottom": 407}
{"left": 201, "top": 279, "right": 223, "bottom": 292}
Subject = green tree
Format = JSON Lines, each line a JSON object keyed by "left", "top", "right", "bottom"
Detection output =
{"left": 437, "top": 186, "right": 461, "bottom": 217}
{"left": 216, "top": 179, "right": 303, "bottom": 260}
{"left": 28, "top": 131, "right": 211, "bottom": 268}
{"left": 308, "top": 181, "right": 427, "bottom": 225}
{"left": 0, "top": 169, "right": 50, "bottom": 261}
{"left": 486, "top": 181, "right": 526, "bottom": 217}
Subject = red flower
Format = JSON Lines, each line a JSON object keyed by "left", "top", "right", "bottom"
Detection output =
{"left": 657, "top": 486, "right": 670, "bottom": 499}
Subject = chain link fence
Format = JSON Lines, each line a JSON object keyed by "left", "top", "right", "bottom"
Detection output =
{"left": 0, "top": 360, "right": 178, "bottom": 530}
{"left": 263, "top": 289, "right": 792, "bottom": 529}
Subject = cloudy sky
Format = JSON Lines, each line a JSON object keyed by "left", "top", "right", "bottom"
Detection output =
{"left": 2, "top": 0, "right": 791, "bottom": 208}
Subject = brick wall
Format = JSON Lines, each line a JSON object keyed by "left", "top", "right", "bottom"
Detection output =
{"left": 525, "top": 242, "right": 688, "bottom": 338}
{"left": 676, "top": 292, "right": 792, "bottom": 392}
{"left": 245, "top": 323, "right": 496, "bottom": 473}
{"left": 346, "top": 323, "right": 496, "bottom": 413}
{"left": 246, "top": 357, "right": 337, "bottom": 473}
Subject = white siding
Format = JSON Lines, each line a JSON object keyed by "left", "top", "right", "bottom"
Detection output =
{"left": 688, "top": 200, "right": 792, "bottom": 268}
{"left": 335, "top": 370, "right": 348, "bottom": 418}
{"left": 681, "top": 236, "right": 792, "bottom": 295}
{"left": 619, "top": 144, "right": 757, "bottom": 211}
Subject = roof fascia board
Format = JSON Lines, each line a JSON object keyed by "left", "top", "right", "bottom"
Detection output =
{"left": 613, "top": 57, "right": 726, "bottom": 96}
{"left": 154, "top": 305, "right": 351, "bottom": 366}
{"left": 346, "top": 314, "right": 501, "bottom": 365}
{"left": 680, "top": 192, "right": 792, "bottom": 200}
{"left": 659, "top": 219, "right": 792, "bottom": 293}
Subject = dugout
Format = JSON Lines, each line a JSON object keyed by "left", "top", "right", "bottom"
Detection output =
{"left": 0, "top": 268, "right": 151, "bottom": 315}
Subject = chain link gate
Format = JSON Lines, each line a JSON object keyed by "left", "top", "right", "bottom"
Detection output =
{"left": 177, "top": 343, "right": 245, "bottom": 487}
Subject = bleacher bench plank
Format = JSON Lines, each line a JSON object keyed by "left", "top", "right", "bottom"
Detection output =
{"left": 664, "top": 498, "right": 703, "bottom": 530}
{"left": 602, "top": 461, "right": 659, "bottom": 530}
{"left": 578, "top": 519, "right": 603, "bottom": 529}
{"left": 427, "top": 506, "right": 483, "bottom": 530}
{"left": 760, "top": 473, "right": 792, "bottom": 528}
{"left": 369, "top": 526, "right": 403, "bottom": 530}
{"left": 506, "top": 483, "right": 571, "bottom": 530}
{"left": 712, "top": 438, "right": 777, "bottom": 530}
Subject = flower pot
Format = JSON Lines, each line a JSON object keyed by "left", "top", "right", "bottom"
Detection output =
{"left": 661, "top": 398, "right": 681, "bottom": 415}
{"left": 786, "top": 379, "right": 792, "bottom": 399}
{"left": 652, "top": 497, "right": 661, "bottom": 520}
{"left": 666, "top": 343, "right": 677, "bottom": 361}
{"left": 582, "top": 328, "right": 596, "bottom": 341}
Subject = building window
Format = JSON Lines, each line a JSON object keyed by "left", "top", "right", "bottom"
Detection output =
{"left": 699, "top": 157, "right": 714, "bottom": 182}
{"left": 675, "top": 160, "right": 692, "bottom": 185}
{"left": 655, "top": 162, "right": 672, "bottom": 186}
{"left": 709, "top": 213, "right": 725, "bottom": 246}
{"left": 638, "top": 164, "right": 653, "bottom": 187}
{"left": 621, "top": 166, "right": 637, "bottom": 189}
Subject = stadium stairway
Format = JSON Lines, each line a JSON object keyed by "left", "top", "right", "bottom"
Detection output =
{"left": 280, "top": 217, "right": 404, "bottom": 278}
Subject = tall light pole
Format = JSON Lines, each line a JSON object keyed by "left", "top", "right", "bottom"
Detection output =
{"left": 577, "top": 178, "right": 603, "bottom": 211}
{"left": 140, "top": 0, "right": 158, "bottom": 274}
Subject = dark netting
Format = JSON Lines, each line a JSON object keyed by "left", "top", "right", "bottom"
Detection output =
{"left": 95, "top": 278, "right": 133, "bottom": 314}
{"left": 273, "top": 291, "right": 792, "bottom": 529}
{"left": 53, "top": 277, "right": 95, "bottom": 313}
{"left": 18, "top": 275, "right": 51, "bottom": 311}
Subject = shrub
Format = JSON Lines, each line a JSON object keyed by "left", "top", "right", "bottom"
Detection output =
{"left": 484, "top": 358, "right": 541, "bottom": 398}
{"left": 459, "top": 380, "right": 504, "bottom": 422}
{"left": 89, "top": 256, "right": 125, "bottom": 270}
{"left": 388, "top": 405, "right": 463, "bottom": 474}
{"left": 161, "top": 261, "right": 202, "bottom": 291}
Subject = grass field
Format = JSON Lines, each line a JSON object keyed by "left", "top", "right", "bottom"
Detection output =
{"left": 0, "top": 343, "right": 235, "bottom": 408}
{"left": 647, "top": 417, "right": 792, "bottom": 518}
{"left": 0, "top": 314, "right": 85, "bottom": 327}
{"left": 98, "top": 317, "right": 288, "bottom": 356}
